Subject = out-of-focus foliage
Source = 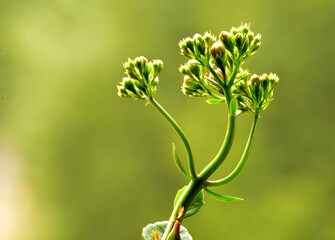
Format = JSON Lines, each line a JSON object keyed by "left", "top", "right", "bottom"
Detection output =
{"left": 0, "top": 0, "right": 334, "bottom": 240}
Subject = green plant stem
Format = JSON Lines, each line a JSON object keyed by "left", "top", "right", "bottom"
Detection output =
{"left": 162, "top": 90, "right": 237, "bottom": 239}
{"left": 206, "top": 113, "right": 259, "bottom": 187}
{"left": 149, "top": 97, "right": 197, "bottom": 179}
{"left": 161, "top": 179, "right": 203, "bottom": 240}
{"left": 198, "top": 90, "right": 236, "bottom": 181}
{"left": 227, "top": 62, "right": 240, "bottom": 87}
{"left": 206, "top": 63, "right": 226, "bottom": 87}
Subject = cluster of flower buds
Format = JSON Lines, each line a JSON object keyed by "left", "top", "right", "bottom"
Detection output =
{"left": 179, "top": 32, "right": 216, "bottom": 62}
{"left": 233, "top": 73, "right": 279, "bottom": 114}
{"left": 117, "top": 57, "right": 163, "bottom": 100}
{"left": 219, "top": 23, "right": 261, "bottom": 60}
{"left": 180, "top": 59, "right": 208, "bottom": 97}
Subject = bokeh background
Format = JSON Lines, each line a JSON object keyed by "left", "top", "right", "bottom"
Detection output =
{"left": 0, "top": 0, "right": 334, "bottom": 239}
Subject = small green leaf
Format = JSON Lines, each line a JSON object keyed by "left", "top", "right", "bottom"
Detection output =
{"left": 142, "top": 221, "right": 192, "bottom": 240}
{"left": 206, "top": 99, "right": 224, "bottom": 104}
{"left": 204, "top": 188, "right": 244, "bottom": 201}
{"left": 174, "top": 186, "right": 205, "bottom": 218}
{"left": 172, "top": 143, "right": 191, "bottom": 180}
{"left": 230, "top": 98, "right": 239, "bottom": 116}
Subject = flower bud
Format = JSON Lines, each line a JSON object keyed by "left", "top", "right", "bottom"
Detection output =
{"left": 210, "top": 41, "right": 226, "bottom": 69}
{"left": 184, "top": 37, "right": 194, "bottom": 51}
{"left": 179, "top": 40, "right": 193, "bottom": 58}
{"left": 247, "top": 31, "right": 255, "bottom": 42}
{"left": 210, "top": 42, "right": 225, "bottom": 59}
{"left": 187, "top": 59, "right": 201, "bottom": 79}
{"left": 219, "top": 31, "right": 234, "bottom": 53}
{"left": 203, "top": 32, "right": 216, "bottom": 48}
{"left": 250, "top": 74, "right": 261, "bottom": 84}
{"left": 152, "top": 59, "right": 163, "bottom": 75}
{"left": 240, "top": 23, "right": 250, "bottom": 34}
{"left": 194, "top": 33, "right": 205, "bottom": 55}
{"left": 249, "top": 34, "right": 261, "bottom": 54}
{"left": 241, "top": 36, "right": 249, "bottom": 54}
{"left": 235, "top": 33, "right": 244, "bottom": 50}
{"left": 193, "top": 33, "right": 204, "bottom": 44}
{"left": 179, "top": 64, "right": 191, "bottom": 76}
{"left": 135, "top": 56, "right": 148, "bottom": 72}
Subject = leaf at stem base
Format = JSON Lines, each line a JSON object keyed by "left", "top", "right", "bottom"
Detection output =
{"left": 174, "top": 186, "right": 205, "bottom": 218}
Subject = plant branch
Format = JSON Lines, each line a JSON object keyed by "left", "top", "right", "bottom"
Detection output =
{"left": 198, "top": 89, "right": 236, "bottom": 181}
{"left": 206, "top": 113, "right": 259, "bottom": 188}
{"left": 149, "top": 97, "right": 197, "bottom": 179}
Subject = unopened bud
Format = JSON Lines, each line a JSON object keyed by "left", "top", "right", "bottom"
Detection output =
{"left": 210, "top": 42, "right": 225, "bottom": 59}
{"left": 249, "top": 34, "right": 261, "bottom": 53}
{"left": 241, "top": 36, "right": 249, "bottom": 54}
{"left": 179, "top": 40, "right": 193, "bottom": 58}
{"left": 203, "top": 32, "right": 216, "bottom": 48}
{"left": 193, "top": 35, "right": 205, "bottom": 55}
{"left": 250, "top": 74, "right": 261, "bottom": 84}
{"left": 240, "top": 23, "right": 250, "bottom": 34}
{"left": 219, "top": 31, "right": 234, "bottom": 52}
{"left": 187, "top": 59, "right": 201, "bottom": 79}
{"left": 247, "top": 31, "right": 255, "bottom": 42}
{"left": 235, "top": 33, "right": 243, "bottom": 50}
{"left": 135, "top": 56, "right": 148, "bottom": 72}
{"left": 152, "top": 59, "right": 163, "bottom": 75}
{"left": 193, "top": 33, "right": 204, "bottom": 44}
{"left": 184, "top": 38, "right": 194, "bottom": 51}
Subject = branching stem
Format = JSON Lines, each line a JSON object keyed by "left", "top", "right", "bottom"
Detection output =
{"left": 149, "top": 97, "right": 197, "bottom": 179}
{"left": 206, "top": 113, "right": 259, "bottom": 188}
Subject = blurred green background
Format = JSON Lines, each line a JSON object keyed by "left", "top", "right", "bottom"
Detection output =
{"left": 0, "top": 0, "right": 334, "bottom": 239}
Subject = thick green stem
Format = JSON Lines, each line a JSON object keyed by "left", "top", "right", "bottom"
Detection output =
{"left": 162, "top": 179, "right": 204, "bottom": 240}
{"left": 149, "top": 97, "right": 197, "bottom": 179}
{"left": 206, "top": 113, "right": 259, "bottom": 188}
{"left": 198, "top": 90, "right": 236, "bottom": 181}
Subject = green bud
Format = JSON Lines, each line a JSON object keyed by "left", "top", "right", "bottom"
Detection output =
{"left": 185, "top": 37, "right": 194, "bottom": 51}
{"left": 179, "top": 64, "right": 191, "bottom": 76}
{"left": 152, "top": 59, "right": 163, "bottom": 75}
{"left": 117, "top": 85, "right": 128, "bottom": 98}
{"left": 210, "top": 41, "right": 226, "bottom": 69}
{"left": 240, "top": 23, "right": 250, "bottom": 34}
{"left": 210, "top": 42, "right": 225, "bottom": 59}
{"left": 135, "top": 56, "right": 148, "bottom": 73}
{"left": 241, "top": 36, "right": 249, "bottom": 54}
{"left": 231, "top": 27, "right": 239, "bottom": 35}
{"left": 235, "top": 33, "right": 243, "bottom": 50}
{"left": 247, "top": 31, "right": 255, "bottom": 43}
{"left": 249, "top": 34, "right": 261, "bottom": 54}
{"left": 203, "top": 32, "right": 216, "bottom": 48}
{"left": 193, "top": 34, "right": 205, "bottom": 55}
{"left": 250, "top": 74, "right": 261, "bottom": 84}
{"left": 187, "top": 59, "right": 201, "bottom": 79}
{"left": 179, "top": 40, "right": 193, "bottom": 58}
{"left": 219, "top": 31, "right": 234, "bottom": 53}
{"left": 193, "top": 33, "right": 204, "bottom": 44}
